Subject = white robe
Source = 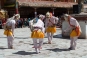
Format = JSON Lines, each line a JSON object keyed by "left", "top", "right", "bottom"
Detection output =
{"left": 5, "top": 18, "right": 16, "bottom": 48}
{"left": 33, "top": 19, "right": 44, "bottom": 33}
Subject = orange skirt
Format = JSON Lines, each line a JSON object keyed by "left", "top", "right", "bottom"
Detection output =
{"left": 46, "top": 27, "right": 56, "bottom": 34}
{"left": 70, "top": 30, "right": 77, "bottom": 37}
{"left": 4, "top": 30, "right": 13, "bottom": 36}
{"left": 31, "top": 30, "right": 44, "bottom": 38}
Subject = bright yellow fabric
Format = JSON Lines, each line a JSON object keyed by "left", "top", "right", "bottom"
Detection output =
{"left": 31, "top": 30, "right": 44, "bottom": 38}
{"left": 46, "top": 27, "right": 56, "bottom": 34}
{"left": 4, "top": 30, "right": 13, "bottom": 36}
{"left": 70, "top": 30, "right": 77, "bottom": 37}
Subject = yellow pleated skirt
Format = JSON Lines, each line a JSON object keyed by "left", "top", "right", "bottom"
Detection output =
{"left": 46, "top": 27, "right": 56, "bottom": 34}
{"left": 31, "top": 30, "right": 44, "bottom": 38}
{"left": 70, "top": 30, "right": 77, "bottom": 37}
{"left": 4, "top": 30, "right": 13, "bottom": 36}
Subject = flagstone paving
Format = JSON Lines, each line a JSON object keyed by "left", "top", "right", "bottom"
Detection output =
{"left": 0, "top": 27, "right": 87, "bottom": 58}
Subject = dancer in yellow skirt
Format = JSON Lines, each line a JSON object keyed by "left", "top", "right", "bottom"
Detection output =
{"left": 4, "top": 14, "right": 20, "bottom": 49}
{"left": 31, "top": 15, "right": 45, "bottom": 53}
{"left": 63, "top": 14, "right": 81, "bottom": 50}
{"left": 45, "top": 12, "right": 58, "bottom": 44}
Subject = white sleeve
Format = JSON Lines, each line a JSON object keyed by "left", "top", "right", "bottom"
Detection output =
{"left": 29, "top": 20, "right": 33, "bottom": 26}
{"left": 73, "top": 20, "right": 78, "bottom": 27}
{"left": 45, "top": 19, "right": 47, "bottom": 29}
{"left": 55, "top": 17, "right": 59, "bottom": 24}
{"left": 70, "top": 18, "right": 78, "bottom": 27}
{"left": 12, "top": 21, "right": 15, "bottom": 35}
{"left": 42, "top": 23, "right": 45, "bottom": 33}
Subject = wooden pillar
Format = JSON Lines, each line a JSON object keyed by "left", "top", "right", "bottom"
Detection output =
{"left": 78, "top": 0, "right": 84, "bottom": 12}
{"left": 51, "top": 8, "right": 56, "bottom": 16}
{"left": 74, "top": 0, "right": 76, "bottom": 2}
{"left": 81, "top": 0, "right": 84, "bottom": 12}
{"left": 67, "top": 8, "right": 69, "bottom": 14}
{"left": 15, "top": 0, "right": 19, "bottom": 14}
{"left": 34, "top": 8, "right": 37, "bottom": 17}
{"left": 52, "top": 8, "right": 54, "bottom": 16}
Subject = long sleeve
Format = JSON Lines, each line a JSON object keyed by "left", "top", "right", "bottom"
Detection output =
{"left": 45, "top": 19, "right": 47, "bottom": 29}
{"left": 29, "top": 20, "right": 33, "bottom": 26}
{"left": 42, "top": 23, "right": 45, "bottom": 33}
{"left": 11, "top": 20, "right": 16, "bottom": 35}
{"left": 55, "top": 17, "right": 59, "bottom": 24}
{"left": 73, "top": 20, "right": 78, "bottom": 27}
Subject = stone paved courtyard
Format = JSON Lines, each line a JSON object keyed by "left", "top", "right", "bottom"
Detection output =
{"left": 0, "top": 27, "right": 87, "bottom": 58}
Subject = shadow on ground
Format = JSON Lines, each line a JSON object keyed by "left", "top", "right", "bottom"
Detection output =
{"left": 0, "top": 46, "right": 8, "bottom": 49}
{"left": 45, "top": 34, "right": 63, "bottom": 38}
{"left": 53, "top": 34, "right": 72, "bottom": 39}
{"left": 53, "top": 34, "right": 62, "bottom": 38}
{"left": 30, "top": 42, "right": 48, "bottom": 45}
{"left": 13, "top": 51, "right": 38, "bottom": 55}
{"left": 0, "top": 37, "right": 30, "bottom": 39}
{"left": 46, "top": 48, "right": 70, "bottom": 52}
{"left": 14, "top": 37, "right": 30, "bottom": 39}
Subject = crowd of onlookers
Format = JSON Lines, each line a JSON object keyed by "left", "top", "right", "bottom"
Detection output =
{"left": 0, "top": 19, "right": 6, "bottom": 29}
{"left": 15, "top": 17, "right": 62, "bottom": 28}
{"left": 16, "top": 18, "right": 30, "bottom": 28}
{"left": 0, "top": 18, "right": 32, "bottom": 29}
{"left": 0, "top": 16, "right": 62, "bottom": 29}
